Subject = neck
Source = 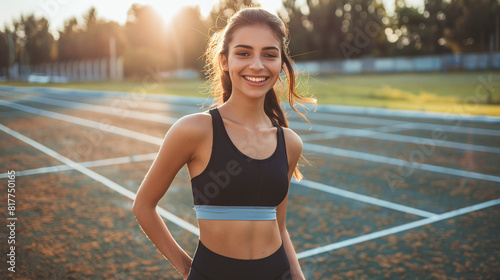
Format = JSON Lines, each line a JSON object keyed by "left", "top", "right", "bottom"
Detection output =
{"left": 219, "top": 92, "right": 270, "bottom": 127}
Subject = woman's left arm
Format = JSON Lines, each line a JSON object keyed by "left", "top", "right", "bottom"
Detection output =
{"left": 277, "top": 128, "right": 306, "bottom": 280}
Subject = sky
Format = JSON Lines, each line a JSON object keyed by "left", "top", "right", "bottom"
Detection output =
{"left": 0, "top": 0, "right": 424, "bottom": 37}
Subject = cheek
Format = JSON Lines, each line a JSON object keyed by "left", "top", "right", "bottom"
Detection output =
{"left": 270, "top": 63, "right": 282, "bottom": 75}
{"left": 227, "top": 58, "right": 244, "bottom": 73}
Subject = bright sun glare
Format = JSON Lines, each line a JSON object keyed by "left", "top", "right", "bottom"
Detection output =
{"left": 113, "top": 0, "right": 218, "bottom": 26}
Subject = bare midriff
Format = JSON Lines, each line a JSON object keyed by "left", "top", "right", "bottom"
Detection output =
{"left": 197, "top": 219, "right": 282, "bottom": 260}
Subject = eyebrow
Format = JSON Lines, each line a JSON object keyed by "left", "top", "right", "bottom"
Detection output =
{"left": 234, "top": 44, "right": 279, "bottom": 51}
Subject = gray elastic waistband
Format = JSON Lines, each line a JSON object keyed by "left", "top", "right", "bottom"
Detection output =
{"left": 194, "top": 205, "right": 277, "bottom": 220}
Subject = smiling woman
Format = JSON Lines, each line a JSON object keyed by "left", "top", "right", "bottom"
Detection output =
{"left": 132, "top": 7, "right": 316, "bottom": 280}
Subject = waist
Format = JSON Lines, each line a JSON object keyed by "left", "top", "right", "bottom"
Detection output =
{"left": 197, "top": 219, "right": 282, "bottom": 260}
{"left": 194, "top": 205, "right": 277, "bottom": 220}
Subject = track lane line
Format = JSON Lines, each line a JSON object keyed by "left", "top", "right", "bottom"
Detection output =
{"left": 0, "top": 153, "right": 158, "bottom": 178}
{"left": 3, "top": 88, "right": 500, "bottom": 258}
{"left": 0, "top": 93, "right": 177, "bottom": 124}
{"left": 3, "top": 88, "right": 500, "bottom": 136}
{"left": 0, "top": 99, "right": 163, "bottom": 145}
{"left": 1, "top": 149, "right": 436, "bottom": 218}
{"left": 0, "top": 123, "right": 199, "bottom": 235}
{"left": 0, "top": 147, "right": 437, "bottom": 219}
{"left": 5, "top": 93, "right": 499, "bottom": 154}
{"left": 300, "top": 129, "right": 500, "bottom": 154}
{"left": 4, "top": 85, "right": 500, "bottom": 123}
{"left": 2, "top": 98, "right": 498, "bottom": 209}
{"left": 304, "top": 143, "right": 500, "bottom": 183}
{"left": 296, "top": 198, "right": 500, "bottom": 259}
{"left": 293, "top": 179, "right": 437, "bottom": 218}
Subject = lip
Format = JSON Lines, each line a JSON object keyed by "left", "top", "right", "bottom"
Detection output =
{"left": 242, "top": 75, "right": 269, "bottom": 86}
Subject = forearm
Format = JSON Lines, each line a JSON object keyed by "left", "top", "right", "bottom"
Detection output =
{"left": 281, "top": 229, "right": 305, "bottom": 280}
{"left": 133, "top": 206, "right": 192, "bottom": 278}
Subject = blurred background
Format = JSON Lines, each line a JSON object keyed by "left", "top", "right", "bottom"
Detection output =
{"left": 1, "top": 0, "right": 499, "bottom": 115}
{"left": 1, "top": 1, "right": 500, "bottom": 279}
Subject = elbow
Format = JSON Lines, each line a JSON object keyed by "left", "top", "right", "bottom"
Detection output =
{"left": 131, "top": 198, "right": 156, "bottom": 217}
{"left": 131, "top": 199, "right": 143, "bottom": 217}
{"left": 131, "top": 200, "right": 138, "bottom": 216}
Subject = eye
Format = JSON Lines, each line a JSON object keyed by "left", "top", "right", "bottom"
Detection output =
{"left": 236, "top": 52, "right": 250, "bottom": 56}
{"left": 264, "top": 53, "right": 278, "bottom": 58}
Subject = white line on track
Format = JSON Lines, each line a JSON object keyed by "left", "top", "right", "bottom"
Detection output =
{"left": 301, "top": 129, "right": 500, "bottom": 154}
{"left": 5, "top": 93, "right": 499, "bottom": 154}
{"left": 388, "top": 122, "right": 500, "bottom": 137}
{"left": 0, "top": 99, "right": 164, "bottom": 145}
{"left": 0, "top": 146, "right": 436, "bottom": 218}
{"left": 0, "top": 131, "right": 498, "bottom": 261}
{"left": 293, "top": 179, "right": 437, "bottom": 218}
{"left": 303, "top": 103, "right": 500, "bottom": 123}
{"left": 7, "top": 94, "right": 178, "bottom": 124}
{"left": 296, "top": 198, "right": 500, "bottom": 259}
{"left": 0, "top": 123, "right": 199, "bottom": 235}
{"left": 1, "top": 98, "right": 498, "bottom": 201}
{"left": 290, "top": 111, "right": 404, "bottom": 126}
{"left": 2, "top": 87, "right": 500, "bottom": 258}
{"left": 298, "top": 123, "right": 418, "bottom": 142}
{"left": 4, "top": 85, "right": 500, "bottom": 123}
{"left": 0, "top": 111, "right": 29, "bottom": 118}
{"left": 303, "top": 143, "right": 500, "bottom": 183}
{"left": 1, "top": 91, "right": 392, "bottom": 136}
{"left": 0, "top": 153, "right": 158, "bottom": 178}
{"left": 14, "top": 91, "right": 200, "bottom": 114}
{"left": 3, "top": 87, "right": 500, "bottom": 136}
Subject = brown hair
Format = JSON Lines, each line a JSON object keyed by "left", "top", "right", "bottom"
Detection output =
{"left": 204, "top": 7, "right": 316, "bottom": 181}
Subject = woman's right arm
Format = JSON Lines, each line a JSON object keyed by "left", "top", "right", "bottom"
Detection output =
{"left": 132, "top": 114, "right": 208, "bottom": 279}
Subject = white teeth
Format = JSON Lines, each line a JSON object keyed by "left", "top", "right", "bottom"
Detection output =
{"left": 245, "top": 76, "right": 266, "bottom": 82}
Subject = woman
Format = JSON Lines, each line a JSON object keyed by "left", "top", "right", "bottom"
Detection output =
{"left": 132, "top": 8, "right": 316, "bottom": 280}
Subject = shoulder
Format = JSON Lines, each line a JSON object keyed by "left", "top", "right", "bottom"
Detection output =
{"left": 164, "top": 111, "right": 212, "bottom": 141}
{"left": 282, "top": 127, "right": 303, "bottom": 157}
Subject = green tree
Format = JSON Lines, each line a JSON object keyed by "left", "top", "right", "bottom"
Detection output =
{"left": 279, "top": 0, "right": 317, "bottom": 61}
{"left": 57, "top": 17, "right": 83, "bottom": 61}
{"left": 0, "top": 30, "right": 9, "bottom": 68}
{"left": 443, "top": 0, "right": 498, "bottom": 53}
{"left": 169, "top": 6, "right": 209, "bottom": 70}
{"left": 281, "top": 0, "right": 387, "bottom": 60}
{"left": 22, "top": 15, "right": 54, "bottom": 64}
{"left": 58, "top": 8, "right": 126, "bottom": 61}
{"left": 331, "top": 0, "right": 387, "bottom": 59}
{"left": 386, "top": 7, "right": 432, "bottom": 56}
{"left": 124, "top": 4, "right": 168, "bottom": 78}
{"left": 4, "top": 14, "right": 55, "bottom": 66}
{"left": 125, "top": 4, "right": 165, "bottom": 50}
{"left": 207, "top": 0, "right": 258, "bottom": 30}
{"left": 85, "top": 21, "right": 125, "bottom": 59}
{"left": 424, "top": 0, "right": 450, "bottom": 54}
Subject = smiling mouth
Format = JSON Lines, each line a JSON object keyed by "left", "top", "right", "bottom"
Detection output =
{"left": 243, "top": 76, "right": 268, "bottom": 82}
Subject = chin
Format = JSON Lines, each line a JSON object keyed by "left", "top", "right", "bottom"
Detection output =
{"left": 242, "top": 89, "right": 271, "bottom": 100}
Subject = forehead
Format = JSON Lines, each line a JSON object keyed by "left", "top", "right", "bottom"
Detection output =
{"left": 229, "top": 25, "right": 281, "bottom": 49}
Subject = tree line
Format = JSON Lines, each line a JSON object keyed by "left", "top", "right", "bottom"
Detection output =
{"left": 0, "top": 0, "right": 498, "bottom": 78}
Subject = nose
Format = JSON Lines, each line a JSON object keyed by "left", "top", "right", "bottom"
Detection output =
{"left": 249, "top": 56, "right": 264, "bottom": 71}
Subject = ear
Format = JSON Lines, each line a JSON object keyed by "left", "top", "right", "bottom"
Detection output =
{"left": 220, "top": 54, "right": 229, "bottom": 71}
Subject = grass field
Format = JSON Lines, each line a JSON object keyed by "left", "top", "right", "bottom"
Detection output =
{"left": 2, "top": 71, "right": 500, "bottom": 116}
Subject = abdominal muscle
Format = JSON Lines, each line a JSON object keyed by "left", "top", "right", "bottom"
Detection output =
{"left": 197, "top": 219, "right": 283, "bottom": 260}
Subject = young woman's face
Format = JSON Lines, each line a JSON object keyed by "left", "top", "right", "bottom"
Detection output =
{"left": 221, "top": 25, "right": 282, "bottom": 100}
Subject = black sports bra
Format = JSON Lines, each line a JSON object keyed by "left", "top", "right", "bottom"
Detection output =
{"left": 190, "top": 108, "right": 289, "bottom": 220}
